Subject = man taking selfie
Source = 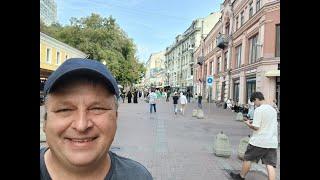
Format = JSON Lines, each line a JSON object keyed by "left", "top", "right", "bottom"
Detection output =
{"left": 40, "top": 58, "right": 153, "bottom": 180}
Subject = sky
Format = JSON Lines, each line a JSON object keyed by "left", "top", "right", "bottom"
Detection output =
{"left": 56, "top": 0, "right": 223, "bottom": 63}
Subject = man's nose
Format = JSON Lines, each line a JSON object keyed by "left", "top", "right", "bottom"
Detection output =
{"left": 71, "top": 110, "right": 93, "bottom": 132}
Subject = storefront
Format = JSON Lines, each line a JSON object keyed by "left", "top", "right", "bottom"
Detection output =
{"left": 246, "top": 76, "right": 256, "bottom": 102}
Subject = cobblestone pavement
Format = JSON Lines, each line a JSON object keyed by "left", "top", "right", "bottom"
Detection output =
{"left": 40, "top": 98, "right": 280, "bottom": 180}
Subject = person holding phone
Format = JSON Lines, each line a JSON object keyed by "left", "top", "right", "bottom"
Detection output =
{"left": 230, "top": 92, "right": 278, "bottom": 180}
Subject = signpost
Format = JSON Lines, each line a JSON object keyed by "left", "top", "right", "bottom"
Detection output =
{"left": 207, "top": 76, "right": 213, "bottom": 115}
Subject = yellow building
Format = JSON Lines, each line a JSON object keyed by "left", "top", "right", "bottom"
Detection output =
{"left": 40, "top": 32, "right": 87, "bottom": 80}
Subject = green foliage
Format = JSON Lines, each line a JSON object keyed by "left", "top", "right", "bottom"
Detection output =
{"left": 40, "top": 13, "right": 145, "bottom": 86}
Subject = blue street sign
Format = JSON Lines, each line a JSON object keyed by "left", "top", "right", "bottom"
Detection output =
{"left": 207, "top": 76, "right": 213, "bottom": 86}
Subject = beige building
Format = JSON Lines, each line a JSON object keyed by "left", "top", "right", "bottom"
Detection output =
{"left": 40, "top": 32, "right": 87, "bottom": 90}
{"left": 194, "top": 0, "right": 280, "bottom": 108}
{"left": 165, "top": 12, "right": 221, "bottom": 93}
{"left": 144, "top": 51, "right": 166, "bottom": 88}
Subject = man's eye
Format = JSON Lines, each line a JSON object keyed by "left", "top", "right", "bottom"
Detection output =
{"left": 91, "top": 107, "right": 107, "bottom": 111}
{"left": 55, "top": 109, "right": 72, "bottom": 113}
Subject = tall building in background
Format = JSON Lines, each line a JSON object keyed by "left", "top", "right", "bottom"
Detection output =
{"left": 144, "top": 51, "right": 166, "bottom": 88}
{"left": 40, "top": 0, "right": 57, "bottom": 25}
{"left": 165, "top": 12, "right": 221, "bottom": 94}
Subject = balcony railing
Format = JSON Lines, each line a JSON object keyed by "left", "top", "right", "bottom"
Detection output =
{"left": 216, "top": 34, "right": 230, "bottom": 49}
{"left": 197, "top": 56, "right": 204, "bottom": 65}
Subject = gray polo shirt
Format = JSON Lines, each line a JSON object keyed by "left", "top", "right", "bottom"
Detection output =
{"left": 40, "top": 147, "right": 153, "bottom": 180}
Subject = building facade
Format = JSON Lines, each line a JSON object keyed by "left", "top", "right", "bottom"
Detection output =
{"left": 165, "top": 12, "right": 221, "bottom": 94}
{"left": 40, "top": 32, "right": 87, "bottom": 90}
{"left": 144, "top": 51, "right": 166, "bottom": 88}
{"left": 194, "top": 0, "right": 280, "bottom": 108}
{"left": 40, "top": 0, "right": 57, "bottom": 26}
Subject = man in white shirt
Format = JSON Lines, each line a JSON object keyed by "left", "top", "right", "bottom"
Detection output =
{"left": 148, "top": 89, "right": 157, "bottom": 113}
{"left": 230, "top": 92, "right": 278, "bottom": 180}
{"left": 179, "top": 92, "right": 188, "bottom": 115}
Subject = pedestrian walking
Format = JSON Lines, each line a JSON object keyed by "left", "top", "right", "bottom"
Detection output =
{"left": 226, "top": 98, "right": 232, "bottom": 110}
{"left": 186, "top": 90, "right": 191, "bottom": 103}
{"left": 121, "top": 90, "right": 126, "bottom": 103}
{"left": 179, "top": 92, "right": 188, "bottom": 115}
{"left": 138, "top": 90, "right": 142, "bottom": 98}
{"left": 230, "top": 92, "right": 278, "bottom": 180}
{"left": 133, "top": 90, "right": 138, "bottom": 103}
{"left": 148, "top": 89, "right": 157, "bottom": 113}
{"left": 127, "top": 90, "right": 132, "bottom": 103}
{"left": 166, "top": 90, "right": 171, "bottom": 102}
{"left": 40, "top": 58, "right": 152, "bottom": 180}
{"left": 198, "top": 93, "right": 203, "bottom": 109}
{"left": 172, "top": 92, "right": 179, "bottom": 115}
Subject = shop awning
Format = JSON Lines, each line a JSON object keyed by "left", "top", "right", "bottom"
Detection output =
{"left": 265, "top": 70, "right": 280, "bottom": 77}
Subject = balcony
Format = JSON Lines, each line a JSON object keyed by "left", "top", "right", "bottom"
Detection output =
{"left": 216, "top": 34, "right": 230, "bottom": 49}
{"left": 197, "top": 56, "right": 204, "bottom": 65}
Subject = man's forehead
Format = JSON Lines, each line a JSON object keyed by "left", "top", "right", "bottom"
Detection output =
{"left": 51, "top": 80, "right": 113, "bottom": 95}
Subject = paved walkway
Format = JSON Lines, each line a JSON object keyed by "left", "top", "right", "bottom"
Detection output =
{"left": 40, "top": 98, "right": 280, "bottom": 180}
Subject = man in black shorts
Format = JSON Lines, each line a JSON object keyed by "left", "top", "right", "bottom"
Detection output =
{"left": 230, "top": 92, "right": 278, "bottom": 180}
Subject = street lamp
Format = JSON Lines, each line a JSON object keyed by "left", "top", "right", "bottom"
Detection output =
{"left": 102, "top": 61, "right": 106, "bottom": 65}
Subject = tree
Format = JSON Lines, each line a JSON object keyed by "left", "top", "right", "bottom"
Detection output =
{"left": 40, "top": 13, "right": 145, "bottom": 86}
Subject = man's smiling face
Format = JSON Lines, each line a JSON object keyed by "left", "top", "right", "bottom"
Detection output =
{"left": 44, "top": 81, "right": 117, "bottom": 168}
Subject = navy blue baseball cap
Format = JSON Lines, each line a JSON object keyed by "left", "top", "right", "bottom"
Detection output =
{"left": 44, "top": 58, "right": 119, "bottom": 97}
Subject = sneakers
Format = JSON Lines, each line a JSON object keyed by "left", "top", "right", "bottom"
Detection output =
{"left": 230, "top": 172, "right": 245, "bottom": 180}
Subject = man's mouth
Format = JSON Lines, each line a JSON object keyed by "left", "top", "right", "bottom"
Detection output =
{"left": 65, "top": 137, "right": 98, "bottom": 143}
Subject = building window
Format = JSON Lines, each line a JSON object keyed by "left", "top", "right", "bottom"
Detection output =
{"left": 256, "top": 0, "right": 261, "bottom": 12}
{"left": 225, "top": 22, "right": 230, "bottom": 35}
{"left": 46, "top": 48, "right": 51, "bottom": 63}
{"left": 246, "top": 77, "right": 256, "bottom": 102}
{"left": 240, "top": 11, "right": 244, "bottom": 26}
{"left": 56, "top": 51, "right": 60, "bottom": 64}
{"left": 235, "top": 44, "right": 242, "bottom": 68}
{"left": 275, "top": 24, "right": 280, "bottom": 57}
{"left": 209, "top": 61, "right": 212, "bottom": 75}
{"left": 224, "top": 51, "right": 228, "bottom": 71}
{"left": 65, "top": 54, "right": 68, "bottom": 60}
{"left": 236, "top": 16, "right": 239, "bottom": 30}
{"left": 249, "top": 2, "right": 253, "bottom": 18}
{"left": 249, "top": 34, "right": 258, "bottom": 63}
{"left": 190, "top": 65, "right": 193, "bottom": 75}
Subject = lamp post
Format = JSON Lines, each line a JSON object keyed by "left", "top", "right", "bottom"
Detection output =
{"left": 102, "top": 61, "right": 106, "bottom": 65}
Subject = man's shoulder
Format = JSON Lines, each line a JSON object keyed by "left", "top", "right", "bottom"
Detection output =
{"left": 110, "top": 151, "right": 152, "bottom": 179}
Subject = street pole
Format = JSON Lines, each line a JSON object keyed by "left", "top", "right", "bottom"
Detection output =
{"left": 208, "top": 86, "right": 210, "bottom": 115}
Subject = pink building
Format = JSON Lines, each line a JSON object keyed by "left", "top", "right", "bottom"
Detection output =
{"left": 194, "top": 0, "right": 280, "bottom": 108}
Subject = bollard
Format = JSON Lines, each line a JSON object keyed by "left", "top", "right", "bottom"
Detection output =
{"left": 192, "top": 109, "right": 198, "bottom": 117}
{"left": 196, "top": 109, "right": 204, "bottom": 119}
{"left": 238, "top": 135, "right": 250, "bottom": 160}
{"left": 236, "top": 112, "right": 244, "bottom": 121}
{"left": 213, "top": 131, "right": 232, "bottom": 158}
